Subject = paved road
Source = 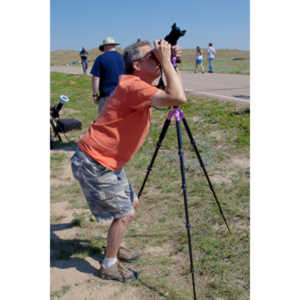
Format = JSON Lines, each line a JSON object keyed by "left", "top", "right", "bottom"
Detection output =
{"left": 181, "top": 71, "right": 250, "bottom": 107}
{"left": 51, "top": 66, "right": 250, "bottom": 107}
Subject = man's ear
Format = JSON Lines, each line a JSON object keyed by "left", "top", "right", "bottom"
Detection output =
{"left": 132, "top": 61, "right": 141, "bottom": 72}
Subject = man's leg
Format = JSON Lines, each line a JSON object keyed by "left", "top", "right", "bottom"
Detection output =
{"left": 103, "top": 200, "right": 139, "bottom": 266}
{"left": 105, "top": 213, "right": 135, "bottom": 258}
{"left": 99, "top": 212, "right": 139, "bottom": 282}
{"left": 209, "top": 58, "right": 213, "bottom": 73}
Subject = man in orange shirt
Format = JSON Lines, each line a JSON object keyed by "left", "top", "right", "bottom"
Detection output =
{"left": 71, "top": 39, "right": 186, "bottom": 282}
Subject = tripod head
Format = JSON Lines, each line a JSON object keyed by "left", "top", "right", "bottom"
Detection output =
{"left": 50, "top": 95, "right": 70, "bottom": 119}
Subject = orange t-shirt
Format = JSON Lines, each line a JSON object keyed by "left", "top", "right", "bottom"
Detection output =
{"left": 78, "top": 75, "right": 159, "bottom": 171}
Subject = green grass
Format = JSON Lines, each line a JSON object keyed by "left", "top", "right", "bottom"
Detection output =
{"left": 51, "top": 72, "right": 98, "bottom": 129}
{"left": 178, "top": 48, "right": 250, "bottom": 74}
{"left": 50, "top": 73, "right": 249, "bottom": 300}
{"left": 51, "top": 285, "right": 71, "bottom": 298}
{"left": 178, "top": 58, "right": 249, "bottom": 74}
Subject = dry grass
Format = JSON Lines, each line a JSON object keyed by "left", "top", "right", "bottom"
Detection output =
{"left": 51, "top": 47, "right": 250, "bottom": 74}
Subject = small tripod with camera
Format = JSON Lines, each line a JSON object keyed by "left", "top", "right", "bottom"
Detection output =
{"left": 50, "top": 95, "right": 82, "bottom": 149}
{"left": 138, "top": 24, "right": 230, "bottom": 300}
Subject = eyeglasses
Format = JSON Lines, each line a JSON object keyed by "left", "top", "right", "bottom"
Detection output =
{"left": 137, "top": 51, "right": 158, "bottom": 63}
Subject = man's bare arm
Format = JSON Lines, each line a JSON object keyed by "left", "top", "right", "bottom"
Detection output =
{"left": 92, "top": 76, "right": 100, "bottom": 104}
{"left": 151, "top": 40, "right": 186, "bottom": 107}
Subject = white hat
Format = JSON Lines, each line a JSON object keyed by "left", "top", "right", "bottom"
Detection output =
{"left": 99, "top": 37, "right": 120, "bottom": 51}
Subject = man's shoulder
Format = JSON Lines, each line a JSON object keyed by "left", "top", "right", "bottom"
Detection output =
{"left": 94, "top": 54, "right": 102, "bottom": 62}
{"left": 98, "top": 51, "right": 121, "bottom": 61}
{"left": 106, "top": 51, "right": 123, "bottom": 59}
{"left": 118, "top": 75, "right": 137, "bottom": 88}
{"left": 118, "top": 75, "right": 158, "bottom": 97}
{"left": 119, "top": 75, "right": 148, "bottom": 87}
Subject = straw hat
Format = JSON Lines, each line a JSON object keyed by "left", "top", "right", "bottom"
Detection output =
{"left": 99, "top": 37, "right": 120, "bottom": 51}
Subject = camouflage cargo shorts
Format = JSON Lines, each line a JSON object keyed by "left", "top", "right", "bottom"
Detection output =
{"left": 70, "top": 147, "right": 138, "bottom": 221}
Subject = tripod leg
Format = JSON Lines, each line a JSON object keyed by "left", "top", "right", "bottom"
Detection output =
{"left": 182, "top": 117, "right": 231, "bottom": 233}
{"left": 138, "top": 119, "right": 171, "bottom": 198}
{"left": 175, "top": 119, "right": 197, "bottom": 300}
{"left": 50, "top": 119, "right": 62, "bottom": 142}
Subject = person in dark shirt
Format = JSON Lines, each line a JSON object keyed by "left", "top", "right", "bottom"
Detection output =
{"left": 79, "top": 46, "right": 88, "bottom": 74}
{"left": 90, "top": 37, "right": 125, "bottom": 113}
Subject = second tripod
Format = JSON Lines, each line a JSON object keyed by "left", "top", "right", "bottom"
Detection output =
{"left": 138, "top": 106, "right": 230, "bottom": 300}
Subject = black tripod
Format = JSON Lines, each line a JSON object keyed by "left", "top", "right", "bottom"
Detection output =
{"left": 50, "top": 114, "right": 63, "bottom": 143}
{"left": 138, "top": 106, "right": 231, "bottom": 300}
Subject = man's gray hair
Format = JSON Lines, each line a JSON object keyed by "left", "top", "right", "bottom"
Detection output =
{"left": 123, "top": 40, "right": 151, "bottom": 74}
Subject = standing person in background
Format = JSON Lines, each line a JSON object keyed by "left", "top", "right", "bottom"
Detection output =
{"left": 80, "top": 46, "right": 89, "bottom": 74}
{"left": 91, "top": 37, "right": 125, "bottom": 113}
{"left": 207, "top": 42, "right": 216, "bottom": 73}
{"left": 194, "top": 46, "right": 205, "bottom": 73}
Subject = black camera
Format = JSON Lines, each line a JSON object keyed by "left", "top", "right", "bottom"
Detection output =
{"left": 164, "top": 23, "right": 186, "bottom": 46}
{"left": 164, "top": 23, "right": 186, "bottom": 65}
{"left": 156, "top": 23, "right": 186, "bottom": 89}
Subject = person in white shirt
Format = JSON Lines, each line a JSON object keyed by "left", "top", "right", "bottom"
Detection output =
{"left": 207, "top": 42, "right": 216, "bottom": 73}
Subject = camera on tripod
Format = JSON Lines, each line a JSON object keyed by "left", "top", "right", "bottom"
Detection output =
{"left": 157, "top": 23, "right": 186, "bottom": 89}
{"left": 50, "top": 95, "right": 69, "bottom": 119}
{"left": 50, "top": 95, "right": 82, "bottom": 149}
{"left": 164, "top": 23, "right": 186, "bottom": 46}
{"left": 165, "top": 23, "right": 186, "bottom": 65}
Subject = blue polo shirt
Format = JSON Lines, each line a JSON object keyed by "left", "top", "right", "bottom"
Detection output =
{"left": 80, "top": 50, "right": 88, "bottom": 60}
{"left": 90, "top": 51, "right": 125, "bottom": 97}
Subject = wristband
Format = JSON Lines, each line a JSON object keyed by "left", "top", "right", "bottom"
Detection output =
{"left": 93, "top": 94, "right": 98, "bottom": 97}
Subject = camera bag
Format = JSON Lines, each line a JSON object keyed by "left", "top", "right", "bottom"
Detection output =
{"left": 56, "top": 119, "right": 82, "bottom": 133}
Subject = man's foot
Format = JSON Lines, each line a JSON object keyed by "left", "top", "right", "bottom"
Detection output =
{"left": 99, "top": 262, "right": 139, "bottom": 282}
{"left": 118, "top": 246, "right": 140, "bottom": 263}
{"left": 102, "top": 246, "right": 141, "bottom": 263}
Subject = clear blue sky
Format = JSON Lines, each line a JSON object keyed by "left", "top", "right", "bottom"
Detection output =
{"left": 51, "top": 0, "right": 249, "bottom": 51}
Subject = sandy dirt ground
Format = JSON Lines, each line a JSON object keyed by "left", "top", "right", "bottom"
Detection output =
{"left": 50, "top": 150, "right": 150, "bottom": 300}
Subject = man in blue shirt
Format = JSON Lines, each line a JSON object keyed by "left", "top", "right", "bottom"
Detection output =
{"left": 79, "top": 46, "right": 89, "bottom": 74}
{"left": 91, "top": 37, "right": 125, "bottom": 113}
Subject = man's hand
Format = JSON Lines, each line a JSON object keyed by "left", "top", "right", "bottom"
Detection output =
{"left": 153, "top": 40, "right": 171, "bottom": 66}
{"left": 172, "top": 45, "right": 182, "bottom": 58}
{"left": 151, "top": 41, "right": 186, "bottom": 107}
{"left": 133, "top": 199, "right": 139, "bottom": 210}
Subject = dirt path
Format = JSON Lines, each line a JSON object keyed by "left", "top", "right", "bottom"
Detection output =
{"left": 51, "top": 65, "right": 250, "bottom": 107}
{"left": 50, "top": 151, "right": 148, "bottom": 300}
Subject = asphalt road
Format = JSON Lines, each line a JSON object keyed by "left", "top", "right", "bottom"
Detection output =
{"left": 51, "top": 65, "right": 250, "bottom": 107}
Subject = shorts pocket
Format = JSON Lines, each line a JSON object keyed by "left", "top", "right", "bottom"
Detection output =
{"left": 71, "top": 154, "right": 83, "bottom": 181}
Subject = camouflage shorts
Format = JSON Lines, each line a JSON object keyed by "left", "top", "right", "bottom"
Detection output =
{"left": 70, "top": 147, "right": 138, "bottom": 222}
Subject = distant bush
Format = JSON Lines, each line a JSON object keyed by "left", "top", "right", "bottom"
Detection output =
{"left": 232, "top": 57, "right": 248, "bottom": 61}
